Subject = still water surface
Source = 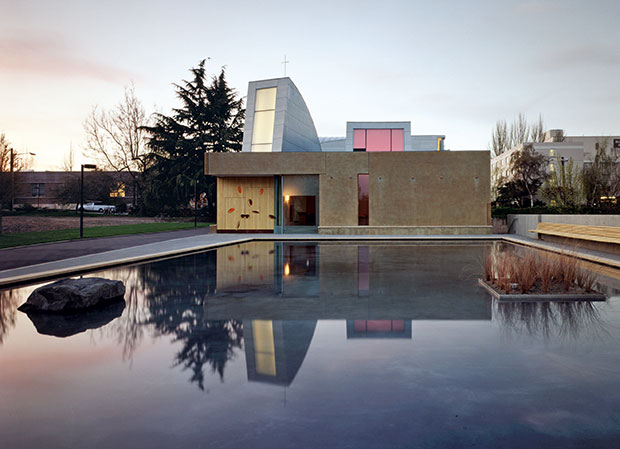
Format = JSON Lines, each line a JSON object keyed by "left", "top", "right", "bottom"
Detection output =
{"left": 1, "top": 242, "right": 620, "bottom": 448}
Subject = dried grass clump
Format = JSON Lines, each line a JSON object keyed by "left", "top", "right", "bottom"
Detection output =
{"left": 513, "top": 252, "right": 538, "bottom": 294}
{"left": 575, "top": 264, "right": 598, "bottom": 293}
{"left": 538, "top": 254, "right": 555, "bottom": 293}
{"left": 558, "top": 255, "right": 578, "bottom": 292}
{"left": 496, "top": 251, "right": 512, "bottom": 293}
{"left": 481, "top": 247, "right": 598, "bottom": 296}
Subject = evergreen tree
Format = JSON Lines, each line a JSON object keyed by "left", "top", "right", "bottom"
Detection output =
{"left": 143, "top": 61, "right": 244, "bottom": 214}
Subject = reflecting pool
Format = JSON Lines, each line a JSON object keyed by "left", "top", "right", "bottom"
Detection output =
{"left": 1, "top": 242, "right": 620, "bottom": 448}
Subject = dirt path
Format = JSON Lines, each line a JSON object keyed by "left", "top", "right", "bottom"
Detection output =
{"left": 1, "top": 216, "right": 159, "bottom": 234}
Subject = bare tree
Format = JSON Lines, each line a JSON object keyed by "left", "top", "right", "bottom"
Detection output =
{"left": 84, "top": 83, "right": 150, "bottom": 208}
{"left": 62, "top": 143, "right": 75, "bottom": 171}
{"left": 510, "top": 143, "right": 548, "bottom": 207}
{"left": 489, "top": 120, "right": 509, "bottom": 156}
{"left": 490, "top": 114, "right": 546, "bottom": 156}
{"left": 0, "top": 134, "right": 29, "bottom": 234}
{"left": 509, "top": 113, "right": 530, "bottom": 149}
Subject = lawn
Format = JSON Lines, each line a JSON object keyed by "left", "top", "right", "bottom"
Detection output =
{"left": 0, "top": 222, "right": 211, "bottom": 249}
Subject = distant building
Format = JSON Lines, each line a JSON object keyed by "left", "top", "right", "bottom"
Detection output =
{"left": 12, "top": 171, "right": 137, "bottom": 209}
{"left": 491, "top": 130, "right": 620, "bottom": 191}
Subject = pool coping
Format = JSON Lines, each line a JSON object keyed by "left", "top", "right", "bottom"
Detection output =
{"left": 477, "top": 278, "right": 606, "bottom": 302}
{"left": 1, "top": 233, "right": 619, "bottom": 288}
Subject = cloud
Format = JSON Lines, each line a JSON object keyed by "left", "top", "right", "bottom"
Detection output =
{"left": 0, "top": 35, "right": 141, "bottom": 84}
{"left": 536, "top": 44, "right": 620, "bottom": 70}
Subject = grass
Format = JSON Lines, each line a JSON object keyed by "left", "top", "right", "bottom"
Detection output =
{"left": 0, "top": 222, "right": 212, "bottom": 249}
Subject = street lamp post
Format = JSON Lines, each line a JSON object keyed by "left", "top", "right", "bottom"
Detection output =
{"left": 10, "top": 148, "right": 36, "bottom": 211}
{"left": 80, "top": 164, "right": 97, "bottom": 238}
{"left": 194, "top": 179, "right": 199, "bottom": 228}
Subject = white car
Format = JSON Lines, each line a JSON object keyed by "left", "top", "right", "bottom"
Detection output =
{"left": 82, "top": 202, "right": 116, "bottom": 213}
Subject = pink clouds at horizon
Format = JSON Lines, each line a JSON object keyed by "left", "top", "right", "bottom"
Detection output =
{"left": 0, "top": 35, "right": 145, "bottom": 84}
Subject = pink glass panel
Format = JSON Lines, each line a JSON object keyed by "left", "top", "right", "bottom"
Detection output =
{"left": 366, "top": 129, "right": 391, "bottom": 152}
{"left": 354, "top": 320, "right": 366, "bottom": 332}
{"left": 391, "top": 129, "right": 404, "bottom": 151}
{"left": 392, "top": 320, "right": 405, "bottom": 332}
{"left": 353, "top": 129, "right": 366, "bottom": 149}
{"left": 367, "top": 320, "right": 392, "bottom": 332}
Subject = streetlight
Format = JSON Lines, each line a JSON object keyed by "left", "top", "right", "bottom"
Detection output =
{"left": 10, "top": 148, "right": 36, "bottom": 211}
{"left": 80, "top": 164, "right": 97, "bottom": 238}
{"left": 194, "top": 179, "right": 199, "bottom": 228}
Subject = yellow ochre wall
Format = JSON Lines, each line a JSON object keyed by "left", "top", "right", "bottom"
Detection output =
{"left": 217, "top": 177, "right": 275, "bottom": 232}
{"left": 207, "top": 151, "right": 491, "bottom": 232}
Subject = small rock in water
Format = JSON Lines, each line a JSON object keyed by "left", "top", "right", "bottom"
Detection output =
{"left": 18, "top": 277, "right": 126, "bottom": 313}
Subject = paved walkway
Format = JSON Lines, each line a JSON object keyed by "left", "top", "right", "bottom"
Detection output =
{"left": 0, "top": 231, "right": 618, "bottom": 288}
{"left": 0, "top": 228, "right": 214, "bottom": 271}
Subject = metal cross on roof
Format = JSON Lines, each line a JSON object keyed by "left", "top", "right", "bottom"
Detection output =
{"left": 282, "top": 55, "right": 290, "bottom": 76}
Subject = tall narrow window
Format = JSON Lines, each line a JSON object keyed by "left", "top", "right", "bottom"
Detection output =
{"left": 251, "top": 87, "right": 277, "bottom": 152}
{"left": 358, "top": 174, "right": 369, "bottom": 226}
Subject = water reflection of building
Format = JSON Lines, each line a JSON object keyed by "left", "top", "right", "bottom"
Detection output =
{"left": 207, "top": 242, "right": 492, "bottom": 321}
{"left": 346, "top": 320, "right": 412, "bottom": 339}
{"left": 243, "top": 320, "right": 316, "bottom": 386}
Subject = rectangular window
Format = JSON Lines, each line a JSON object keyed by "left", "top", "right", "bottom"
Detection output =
{"left": 251, "top": 87, "right": 276, "bottom": 152}
{"left": 254, "top": 87, "right": 277, "bottom": 111}
{"left": 353, "top": 129, "right": 366, "bottom": 150}
{"left": 366, "top": 129, "right": 391, "bottom": 152}
{"left": 31, "top": 183, "right": 44, "bottom": 196}
{"left": 358, "top": 174, "right": 369, "bottom": 225}
{"left": 284, "top": 195, "right": 316, "bottom": 226}
{"left": 391, "top": 129, "right": 404, "bottom": 151}
{"left": 352, "top": 128, "right": 404, "bottom": 151}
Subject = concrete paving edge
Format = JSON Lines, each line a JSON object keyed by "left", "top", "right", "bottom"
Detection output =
{"left": 1, "top": 233, "right": 618, "bottom": 288}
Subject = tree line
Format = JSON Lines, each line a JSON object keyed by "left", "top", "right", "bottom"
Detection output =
{"left": 1, "top": 60, "right": 244, "bottom": 219}
{"left": 491, "top": 117, "right": 620, "bottom": 209}
{"left": 79, "top": 59, "right": 244, "bottom": 216}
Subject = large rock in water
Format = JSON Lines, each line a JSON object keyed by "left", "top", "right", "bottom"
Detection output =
{"left": 18, "top": 277, "right": 126, "bottom": 313}
{"left": 24, "top": 300, "right": 126, "bottom": 337}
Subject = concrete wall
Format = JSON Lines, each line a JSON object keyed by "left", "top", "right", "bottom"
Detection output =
{"left": 367, "top": 152, "right": 489, "bottom": 227}
{"left": 319, "top": 153, "right": 368, "bottom": 226}
{"left": 507, "top": 214, "right": 620, "bottom": 239}
{"left": 207, "top": 151, "right": 491, "bottom": 233}
{"left": 206, "top": 152, "right": 325, "bottom": 175}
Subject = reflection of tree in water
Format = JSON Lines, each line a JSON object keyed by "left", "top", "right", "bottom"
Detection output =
{"left": 0, "top": 288, "right": 20, "bottom": 345}
{"left": 494, "top": 299, "right": 610, "bottom": 340}
{"left": 97, "top": 266, "right": 150, "bottom": 362}
{"left": 140, "top": 250, "right": 243, "bottom": 390}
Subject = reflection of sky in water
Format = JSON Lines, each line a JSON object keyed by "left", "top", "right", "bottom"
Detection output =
{"left": 1, "top": 242, "right": 620, "bottom": 448}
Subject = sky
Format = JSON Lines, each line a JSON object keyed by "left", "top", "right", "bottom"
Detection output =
{"left": 1, "top": 0, "right": 619, "bottom": 170}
